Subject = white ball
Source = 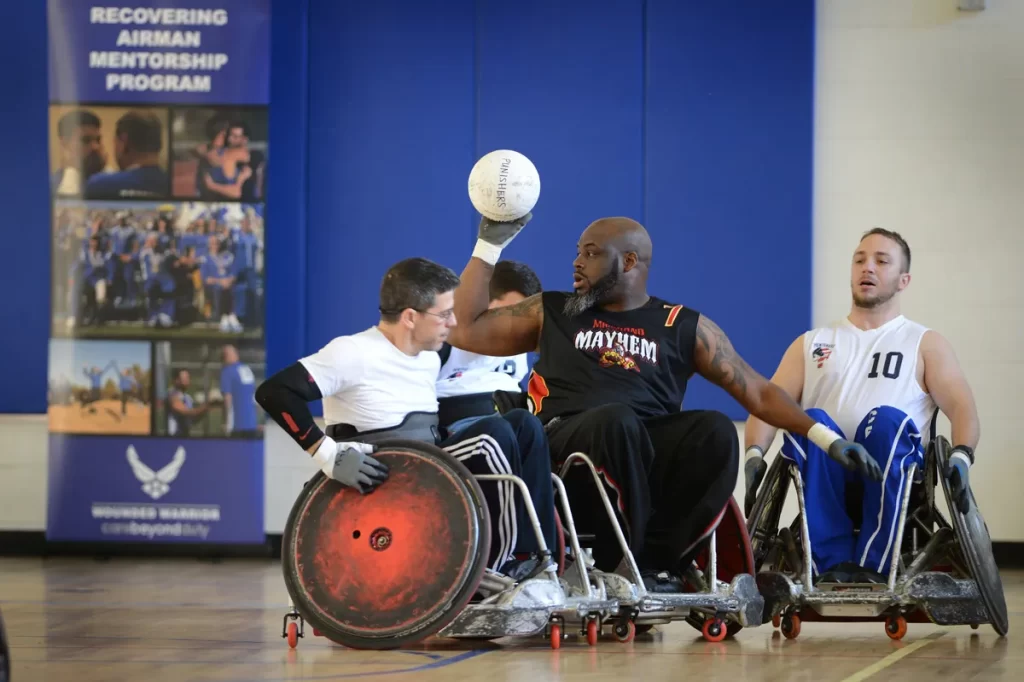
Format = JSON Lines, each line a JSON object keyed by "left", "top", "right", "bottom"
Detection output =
{"left": 468, "top": 150, "right": 540, "bottom": 222}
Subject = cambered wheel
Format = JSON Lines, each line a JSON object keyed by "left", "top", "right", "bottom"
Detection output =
{"left": 746, "top": 454, "right": 792, "bottom": 571}
{"left": 281, "top": 440, "right": 492, "bottom": 651}
{"left": 554, "top": 508, "right": 567, "bottom": 577}
{"left": 934, "top": 437, "right": 1009, "bottom": 637}
{"left": 683, "top": 498, "right": 756, "bottom": 640}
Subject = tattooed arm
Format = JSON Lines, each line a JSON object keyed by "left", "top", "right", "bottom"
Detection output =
{"left": 448, "top": 257, "right": 543, "bottom": 356}
{"left": 693, "top": 315, "right": 818, "bottom": 437}
{"left": 744, "top": 334, "right": 806, "bottom": 453}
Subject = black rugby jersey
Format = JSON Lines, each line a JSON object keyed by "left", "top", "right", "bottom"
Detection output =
{"left": 527, "top": 291, "right": 700, "bottom": 423}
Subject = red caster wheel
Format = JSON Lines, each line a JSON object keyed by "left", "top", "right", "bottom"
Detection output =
{"left": 781, "top": 613, "right": 801, "bottom": 640}
{"left": 772, "top": 613, "right": 781, "bottom": 628}
{"left": 885, "top": 615, "right": 907, "bottom": 641}
{"left": 312, "top": 628, "right": 322, "bottom": 637}
{"left": 550, "top": 623, "right": 562, "bottom": 650}
{"left": 613, "top": 619, "right": 636, "bottom": 643}
{"left": 702, "top": 618, "right": 728, "bottom": 643}
{"left": 287, "top": 621, "right": 299, "bottom": 649}
{"left": 586, "top": 619, "right": 599, "bottom": 646}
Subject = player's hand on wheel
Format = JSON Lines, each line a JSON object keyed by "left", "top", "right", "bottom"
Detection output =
{"left": 945, "top": 448, "right": 972, "bottom": 515}
{"left": 743, "top": 447, "right": 768, "bottom": 517}
{"left": 827, "top": 439, "right": 883, "bottom": 482}
{"left": 315, "top": 437, "right": 390, "bottom": 493}
{"left": 478, "top": 212, "right": 532, "bottom": 250}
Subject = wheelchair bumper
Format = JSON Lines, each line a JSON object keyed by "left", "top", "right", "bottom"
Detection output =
{"left": 438, "top": 576, "right": 620, "bottom": 639}
{"left": 592, "top": 570, "right": 764, "bottom": 628}
{"left": 757, "top": 570, "right": 992, "bottom": 626}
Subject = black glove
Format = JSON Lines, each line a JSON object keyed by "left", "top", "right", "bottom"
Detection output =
{"left": 827, "top": 439, "right": 883, "bottom": 482}
{"left": 473, "top": 213, "right": 533, "bottom": 267}
{"left": 945, "top": 446, "right": 973, "bottom": 515}
{"left": 744, "top": 447, "right": 768, "bottom": 517}
{"left": 478, "top": 212, "right": 532, "bottom": 249}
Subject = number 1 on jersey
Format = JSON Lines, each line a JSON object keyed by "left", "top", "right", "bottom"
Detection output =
{"left": 868, "top": 351, "right": 903, "bottom": 379}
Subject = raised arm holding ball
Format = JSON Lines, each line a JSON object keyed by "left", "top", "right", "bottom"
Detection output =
{"left": 449, "top": 150, "right": 881, "bottom": 593}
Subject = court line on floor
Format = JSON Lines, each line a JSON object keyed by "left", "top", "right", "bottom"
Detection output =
{"left": 15, "top": 649, "right": 492, "bottom": 678}
{"left": 838, "top": 632, "right": 945, "bottom": 682}
{"left": 10, "top": 633, "right": 444, "bottom": 660}
{"left": 222, "top": 649, "right": 493, "bottom": 681}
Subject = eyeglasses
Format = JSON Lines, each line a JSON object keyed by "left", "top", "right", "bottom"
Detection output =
{"left": 417, "top": 308, "right": 455, "bottom": 322}
{"left": 378, "top": 307, "right": 455, "bottom": 321}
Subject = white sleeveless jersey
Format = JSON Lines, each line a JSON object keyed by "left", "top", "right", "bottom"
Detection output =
{"left": 801, "top": 315, "right": 937, "bottom": 443}
{"left": 436, "top": 346, "right": 527, "bottom": 398}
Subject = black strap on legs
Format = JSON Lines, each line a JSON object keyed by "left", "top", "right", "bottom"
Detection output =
{"left": 437, "top": 393, "right": 498, "bottom": 428}
{"left": 326, "top": 411, "right": 441, "bottom": 446}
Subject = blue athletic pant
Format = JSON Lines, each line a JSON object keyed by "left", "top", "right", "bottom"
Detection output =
{"left": 438, "top": 409, "right": 556, "bottom": 572}
{"left": 780, "top": 406, "right": 924, "bottom": 575}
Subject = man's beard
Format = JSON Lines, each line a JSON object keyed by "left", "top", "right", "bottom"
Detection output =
{"left": 563, "top": 266, "right": 620, "bottom": 318}
{"left": 852, "top": 279, "right": 898, "bottom": 309}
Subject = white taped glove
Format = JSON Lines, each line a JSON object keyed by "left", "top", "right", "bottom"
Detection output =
{"left": 472, "top": 213, "right": 533, "bottom": 265}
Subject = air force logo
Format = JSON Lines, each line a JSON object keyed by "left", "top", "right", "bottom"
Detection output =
{"left": 126, "top": 445, "right": 187, "bottom": 500}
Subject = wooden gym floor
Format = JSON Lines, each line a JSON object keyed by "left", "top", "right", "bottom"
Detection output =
{"left": 2, "top": 557, "right": 1020, "bottom": 682}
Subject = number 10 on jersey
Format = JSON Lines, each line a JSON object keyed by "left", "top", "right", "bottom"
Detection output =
{"left": 868, "top": 351, "right": 903, "bottom": 379}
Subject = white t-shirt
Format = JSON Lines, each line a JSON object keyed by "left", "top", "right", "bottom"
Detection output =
{"left": 435, "top": 345, "right": 527, "bottom": 398}
{"left": 801, "top": 315, "right": 938, "bottom": 443}
{"left": 299, "top": 327, "right": 439, "bottom": 431}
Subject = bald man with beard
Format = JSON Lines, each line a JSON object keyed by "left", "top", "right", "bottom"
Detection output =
{"left": 448, "top": 212, "right": 881, "bottom": 593}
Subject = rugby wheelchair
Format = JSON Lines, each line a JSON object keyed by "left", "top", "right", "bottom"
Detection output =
{"left": 278, "top": 409, "right": 621, "bottom": 651}
{"left": 278, "top": 394, "right": 763, "bottom": 650}
{"left": 492, "top": 392, "right": 763, "bottom": 644}
{"left": 745, "top": 423, "right": 1009, "bottom": 641}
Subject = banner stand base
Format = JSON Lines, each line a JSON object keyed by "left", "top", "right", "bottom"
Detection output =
{"left": 0, "top": 531, "right": 282, "bottom": 560}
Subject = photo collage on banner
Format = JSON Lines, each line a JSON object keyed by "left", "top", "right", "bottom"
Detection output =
{"left": 45, "top": 0, "right": 270, "bottom": 544}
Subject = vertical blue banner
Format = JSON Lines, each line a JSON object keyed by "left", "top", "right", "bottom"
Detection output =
{"left": 46, "top": 0, "right": 270, "bottom": 544}
{"left": 48, "top": 0, "right": 270, "bottom": 105}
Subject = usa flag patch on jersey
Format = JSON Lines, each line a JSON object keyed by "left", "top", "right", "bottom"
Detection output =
{"left": 812, "top": 343, "right": 834, "bottom": 368}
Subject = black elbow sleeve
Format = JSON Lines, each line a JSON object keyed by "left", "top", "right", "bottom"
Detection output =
{"left": 255, "top": 362, "right": 325, "bottom": 451}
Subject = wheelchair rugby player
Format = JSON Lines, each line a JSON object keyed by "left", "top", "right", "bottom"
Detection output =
{"left": 256, "top": 257, "right": 583, "bottom": 649}
{"left": 744, "top": 228, "right": 1008, "bottom": 639}
{"left": 442, "top": 210, "right": 885, "bottom": 641}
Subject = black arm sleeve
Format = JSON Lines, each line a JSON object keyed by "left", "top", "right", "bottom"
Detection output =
{"left": 438, "top": 342, "right": 453, "bottom": 366}
{"left": 254, "top": 361, "right": 325, "bottom": 452}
